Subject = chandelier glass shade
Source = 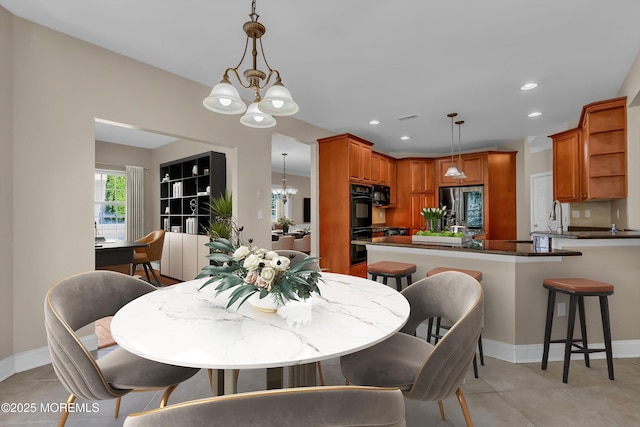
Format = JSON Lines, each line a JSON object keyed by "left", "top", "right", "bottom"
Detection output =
{"left": 272, "top": 153, "right": 297, "bottom": 204}
{"left": 444, "top": 113, "right": 462, "bottom": 177}
{"left": 202, "top": 0, "right": 299, "bottom": 128}
{"left": 452, "top": 120, "right": 467, "bottom": 180}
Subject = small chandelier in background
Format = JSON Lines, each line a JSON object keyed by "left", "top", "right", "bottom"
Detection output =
{"left": 444, "top": 113, "right": 462, "bottom": 177}
{"left": 452, "top": 120, "right": 467, "bottom": 180}
{"left": 202, "top": 0, "right": 299, "bottom": 128}
{"left": 272, "top": 153, "right": 297, "bottom": 204}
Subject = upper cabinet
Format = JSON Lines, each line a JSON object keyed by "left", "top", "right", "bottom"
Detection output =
{"left": 551, "top": 97, "right": 627, "bottom": 202}
{"left": 436, "top": 153, "right": 484, "bottom": 187}
{"left": 371, "top": 152, "right": 393, "bottom": 186}
{"left": 349, "top": 139, "right": 372, "bottom": 183}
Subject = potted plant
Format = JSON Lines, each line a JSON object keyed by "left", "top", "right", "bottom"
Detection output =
{"left": 205, "top": 191, "right": 233, "bottom": 239}
{"left": 277, "top": 216, "right": 295, "bottom": 235}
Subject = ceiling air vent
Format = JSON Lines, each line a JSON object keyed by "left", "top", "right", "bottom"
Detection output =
{"left": 397, "top": 114, "right": 418, "bottom": 121}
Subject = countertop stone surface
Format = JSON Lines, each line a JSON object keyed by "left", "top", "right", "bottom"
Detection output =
{"left": 355, "top": 236, "right": 582, "bottom": 257}
{"left": 530, "top": 230, "right": 640, "bottom": 239}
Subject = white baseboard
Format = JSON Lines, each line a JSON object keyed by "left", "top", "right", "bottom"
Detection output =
{"left": 0, "top": 334, "right": 98, "bottom": 382}
{"left": 483, "top": 338, "right": 640, "bottom": 363}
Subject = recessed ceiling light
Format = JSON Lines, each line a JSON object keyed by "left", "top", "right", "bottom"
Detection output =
{"left": 520, "top": 82, "right": 538, "bottom": 91}
{"left": 401, "top": 136, "right": 410, "bottom": 141}
{"left": 369, "top": 119, "right": 380, "bottom": 125}
{"left": 528, "top": 111, "right": 542, "bottom": 118}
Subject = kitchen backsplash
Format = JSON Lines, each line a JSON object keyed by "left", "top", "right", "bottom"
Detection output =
{"left": 568, "top": 200, "right": 617, "bottom": 228}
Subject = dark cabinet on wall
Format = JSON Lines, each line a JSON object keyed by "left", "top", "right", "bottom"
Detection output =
{"left": 160, "top": 151, "right": 226, "bottom": 235}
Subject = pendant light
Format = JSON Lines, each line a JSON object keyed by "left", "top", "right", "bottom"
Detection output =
{"left": 444, "top": 113, "right": 461, "bottom": 177}
{"left": 453, "top": 120, "right": 467, "bottom": 180}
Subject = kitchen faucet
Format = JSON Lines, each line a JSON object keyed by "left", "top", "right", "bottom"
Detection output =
{"left": 549, "top": 200, "right": 563, "bottom": 233}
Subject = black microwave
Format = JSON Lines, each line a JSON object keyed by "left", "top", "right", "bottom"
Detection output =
{"left": 372, "top": 185, "right": 391, "bottom": 206}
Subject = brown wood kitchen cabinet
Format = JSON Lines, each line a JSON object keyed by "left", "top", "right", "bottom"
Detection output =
{"left": 387, "top": 158, "right": 435, "bottom": 234}
{"left": 550, "top": 96, "right": 627, "bottom": 202}
{"left": 319, "top": 133, "right": 387, "bottom": 276}
{"left": 436, "top": 153, "right": 484, "bottom": 187}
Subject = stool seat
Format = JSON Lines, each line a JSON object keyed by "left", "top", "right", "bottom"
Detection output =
{"left": 367, "top": 261, "right": 416, "bottom": 292}
{"left": 543, "top": 278, "right": 614, "bottom": 294}
{"left": 368, "top": 261, "right": 416, "bottom": 276}
{"left": 427, "top": 267, "right": 482, "bottom": 282}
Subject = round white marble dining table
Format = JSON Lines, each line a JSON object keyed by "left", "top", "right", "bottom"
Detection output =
{"left": 110, "top": 272, "right": 410, "bottom": 371}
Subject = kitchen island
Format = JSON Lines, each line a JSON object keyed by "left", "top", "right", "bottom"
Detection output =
{"left": 358, "top": 235, "right": 640, "bottom": 364}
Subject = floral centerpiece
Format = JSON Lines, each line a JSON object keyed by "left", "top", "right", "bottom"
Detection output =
{"left": 198, "top": 236, "right": 322, "bottom": 310}
{"left": 420, "top": 206, "right": 447, "bottom": 232}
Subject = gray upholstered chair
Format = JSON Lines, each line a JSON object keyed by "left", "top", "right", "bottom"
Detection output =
{"left": 341, "top": 271, "right": 484, "bottom": 427}
{"left": 271, "top": 234, "right": 295, "bottom": 250}
{"left": 44, "top": 271, "right": 200, "bottom": 426}
{"left": 123, "top": 386, "right": 405, "bottom": 427}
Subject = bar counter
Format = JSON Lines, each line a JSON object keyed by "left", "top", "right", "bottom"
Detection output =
{"left": 354, "top": 236, "right": 582, "bottom": 257}
{"left": 361, "top": 234, "right": 640, "bottom": 364}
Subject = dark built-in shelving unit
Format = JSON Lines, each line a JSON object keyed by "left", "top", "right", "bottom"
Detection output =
{"left": 160, "top": 151, "right": 226, "bottom": 235}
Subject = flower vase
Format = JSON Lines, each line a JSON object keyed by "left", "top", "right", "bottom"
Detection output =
{"left": 427, "top": 218, "right": 442, "bottom": 233}
{"left": 282, "top": 224, "right": 289, "bottom": 235}
{"left": 249, "top": 293, "right": 283, "bottom": 313}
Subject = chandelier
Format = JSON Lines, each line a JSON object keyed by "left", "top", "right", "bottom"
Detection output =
{"left": 202, "top": 0, "right": 299, "bottom": 128}
{"left": 272, "top": 153, "right": 297, "bottom": 204}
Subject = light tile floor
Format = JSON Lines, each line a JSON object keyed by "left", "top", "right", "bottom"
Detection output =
{"left": 1, "top": 349, "right": 639, "bottom": 426}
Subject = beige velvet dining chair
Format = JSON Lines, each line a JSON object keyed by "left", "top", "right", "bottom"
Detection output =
{"left": 132, "top": 229, "right": 165, "bottom": 284}
{"left": 123, "top": 386, "right": 406, "bottom": 427}
{"left": 341, "top": 271, "right": 484, "bottom": 427}
{"left": 44, "top": 271, "right": 200, "bottom": 427}
{"left": 271, "top": 234, "right": 294, "bottom": 250}
{"left": 293, "top": 234, "right": 311, "bottom": 254}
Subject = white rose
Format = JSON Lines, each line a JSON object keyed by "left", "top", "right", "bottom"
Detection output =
{"left": 232, "top": 245, "right": 251, "bottom": 261}
{"left": 265, "top": 251, "right": 278, "bottom": 260}
{"left": 243, "top": 254, "right": 261, "bottom": 271}
{"left": 270, "top": 256, "right": 291, "bottom": 271}
{"left": 260, "top": 266, "right": 276, "bottom": 284}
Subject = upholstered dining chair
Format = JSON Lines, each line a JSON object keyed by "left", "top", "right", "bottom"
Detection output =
{"left": 132, "top": 229, "right": 165, "bottom": 285}
{"left": 340, "top": 271, "right": 484, "bottom": 427}
{"left": 271, "top": 234, "right": 295, "bottom": 250}
{"left": 44, "top": 271, "right": 200, "bottom": 427}
{"left": 123, "top": 386, "right": 406, "bottom": 427}
{"left": 293, "top": 234, "right": 311, "bottom": 254}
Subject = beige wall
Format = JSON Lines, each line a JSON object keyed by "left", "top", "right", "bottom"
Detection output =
{"left": 5, "top": 13, "right": 332, "bottom": 359}
{"left": 0, "top": 6, "right": 14, "bottom": 360}
{"left": 617, "top": 50, "right": 640, "bottom": 229}
{"left": 271, "top": 172, "right": 311, "bottom": 225}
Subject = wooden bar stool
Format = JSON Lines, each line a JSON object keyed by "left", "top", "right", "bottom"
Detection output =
{"left": 426, "top": 267, "right": 484, "bottom": 378}
{"left": 541, "top": 278, "right": 614, "bottom": 383}
{"left": 367, "top": 261, "right": 416, "bottom": 291}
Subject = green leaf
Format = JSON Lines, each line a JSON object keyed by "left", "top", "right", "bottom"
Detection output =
{"left": 227, "top": 285, "right": 258, "bottom": 308}
{"left": 207, "top": 253, "right": 234, "bottom": 263}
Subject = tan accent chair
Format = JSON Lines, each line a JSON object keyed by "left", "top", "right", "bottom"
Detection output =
{"left": 271, "top": 234, "right": 294, "bottom": 250}
{"left": 293, "top": 234, "right": 311, "bottom": 254}
{"left": 123, "top": 386, "right": 405, "bottom": 427}
{"left": 132, "top": 230, "right": 165, "bottom": 284}
{"left": 44, "top": 271, "right": 199, "bottom": 427}
{"left": 341, "top": 271, "right": 484, "bottom": 427}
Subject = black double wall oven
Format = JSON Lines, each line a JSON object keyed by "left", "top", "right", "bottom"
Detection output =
{"left": 350, "top": 184, "right": 373, "bottom": 264}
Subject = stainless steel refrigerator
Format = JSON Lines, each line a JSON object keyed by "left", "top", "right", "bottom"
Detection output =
{"left": 438, "top": 185, "right": 484, "bottom": 231}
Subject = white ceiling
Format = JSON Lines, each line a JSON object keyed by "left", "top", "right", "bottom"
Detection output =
{"left": 4, "top": 0, "right": 640, "bottom": 170}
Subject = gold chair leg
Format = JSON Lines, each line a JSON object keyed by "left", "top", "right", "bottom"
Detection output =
{"left": 317, "top": 361, "right": 325, "bottom": 386}
{"left": 455, "top": 387, "right": 474, "bottom": 427}
{"left": 113, "top": 396, "right": 121, "bottom": 418}
{"left": 438, "top": 400, "right": 446, "bottom": 420}
{"left": 57, "top": 394, "right": 75, "bottom": 427}
{"left": 160, "top": 384, "right": 178, "bottom": 407}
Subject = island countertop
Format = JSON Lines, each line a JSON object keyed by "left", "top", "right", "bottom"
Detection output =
{"left": 353, "top": 236, "right": 582, "bottom": 257}
{"left": 530, "top": 230, "right": 640, "bottom": 239}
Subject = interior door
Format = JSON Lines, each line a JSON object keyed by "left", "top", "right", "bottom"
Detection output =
{"left": 531, "top": 172, "right": 553, "bottom": 232}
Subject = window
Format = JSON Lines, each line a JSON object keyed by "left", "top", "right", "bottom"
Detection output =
{"left": 95, "top": 170, "right": 126, "bottom": 240}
